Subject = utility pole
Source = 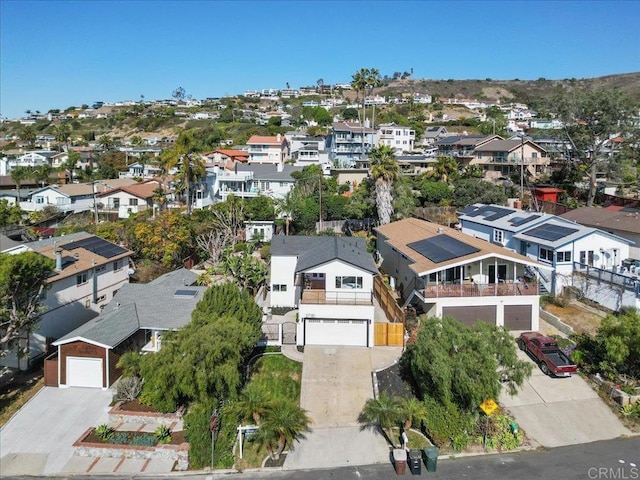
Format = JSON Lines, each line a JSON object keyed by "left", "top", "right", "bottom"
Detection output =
{"left": 92, "top": 181, "right": 99, "bottom": 224}
{"left": 318, "top": 172, "right": 322, "bottom": 232}
{"left": 520, "top": 136, "right": 525, "bottom": 204}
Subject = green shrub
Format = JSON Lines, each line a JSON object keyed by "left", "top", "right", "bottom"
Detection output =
{"left": 108, "top": 432, "right": 130, "bottom": 444}
{"left": 154, "top": 425, "right": 172, "bottom": 444}
{"left": 480, "top": 414, "right": 524, "bottom": 451}
{"left": 130, "top": 433, "right": 156, "bottom": 447}
{"left": 94, "top": 424, "right": 114, "bottom": 441}
{"left": 422, "top": 397, "right": 474, "bottom": 449}
{"left": 185, "top": 399, "right": 236, "bottom": 469}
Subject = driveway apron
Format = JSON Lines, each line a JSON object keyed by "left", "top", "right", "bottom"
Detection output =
{"left": 500, "top": 350, "right": 631, "bottom": 448}
{"left": 284, "top": 346, "right": 394, "bottom": 470}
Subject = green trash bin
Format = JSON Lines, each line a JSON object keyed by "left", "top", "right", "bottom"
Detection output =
{"left": 424, "top": 446, "right": 439, "bottom": 472}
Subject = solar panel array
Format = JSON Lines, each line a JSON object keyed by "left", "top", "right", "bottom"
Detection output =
{"left": 408, "top": 234, "right": 480, "bottom": 264}
{"left": 509, "top": 215, "right": 540, "bottom": 227}
{"left": 461, "top": 205, "right": 512, "bottom": 221}
{"left": 522, "top": 224, "right": 579, "bottom": 242}
{"left": 62, "top": 236, "right": 128, "bottom": 259}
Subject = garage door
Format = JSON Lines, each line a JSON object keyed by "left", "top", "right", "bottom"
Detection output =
{"left": 67, "top": 356, "right": 103, "bottom": 388}
{"left": 304, "top": 318, "right": 368, "bottom": 347}
{"left": 442, "top": 306, "right": 496, "bottom": 327}
{"left": 504, "top": 305, "right": 532, "bottom": 330}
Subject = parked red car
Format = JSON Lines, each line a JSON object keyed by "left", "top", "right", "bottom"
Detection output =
{"left": 517, "top": 332, "right": 578, "bottom": 377}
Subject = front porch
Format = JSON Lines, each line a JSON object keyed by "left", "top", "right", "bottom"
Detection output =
{"left": 300, "top": 289, "right": 373, "bottom": 305}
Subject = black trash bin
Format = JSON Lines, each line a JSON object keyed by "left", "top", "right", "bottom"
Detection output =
{"left": 408, "top": 449, "right": 422, "bottom": 475}
{"left": 424, "top": 446, "right": 439, "bottom": 472}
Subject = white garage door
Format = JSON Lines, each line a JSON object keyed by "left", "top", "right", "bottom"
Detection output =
{"left": 67, "top": 356, "right": 103, "bottom": 388}
{"left": 304, "top": 318, "right": 368, "bottom": 347}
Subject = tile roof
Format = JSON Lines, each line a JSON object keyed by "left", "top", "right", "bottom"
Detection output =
{"left": 98, "top": 181, "right": 160, "bottom": 200}
{"left": 247, "top": 135, "right": 286, "bottom": 145}
{"left": 375, "top": 217, "right": 544, "bottom": 276}
{"left": 271, "top": 236, "right": 378, "bottom": 275}
{"left": 560, "top": 207, "right": 640, "bottom": 235}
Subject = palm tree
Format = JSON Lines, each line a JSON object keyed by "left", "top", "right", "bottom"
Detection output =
{"left": 161, "top": 131, "right": 204, "bottom": 214}
{"left": 397, "top": 397, "right": 428, "bottom": 431}
{"left": 19, "top": 126, "right": 36, "bottom": 148}
{"left": 97, "top": 134, "right": 115, "bottom": 151}
{"left": 10, "top": 166, "right": 30, "bottom": 198}
{"left": 226, "top": 384, "right": 272, "bottom": 425}
{"left": 359, "top": 393, "right": 400, "bottom": 445}
{"left": 31, "top": 164, "right": 52, "bottom": 187}
{"left": 116, "top": 351, "right": 142, "bottom": 377}
{"left": 53, "top": 123, "right": 72, "bottom": 152}
{"left": 255, "top": 399, "right": 310, "bottom": 460}
{"left": 369, "top": 145, "right": 400, "bottom": 225}
{"left": 429, "top": 156, "right": 459, "bottom": 183}
{"left": 177, "top": 153, "right": 205, "bottom": 214}
{"left": 366, "top": 68, "right": 383, "bottom": 130}
{"left": 351, "top": 68, "right": 369, "bottom": 161}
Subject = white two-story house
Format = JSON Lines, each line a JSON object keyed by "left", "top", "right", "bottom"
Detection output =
{"left": 1, "top": 232, "right": 133, "bottom": 369}
{"left": 376, "top": 123, "right": 416, "bottom": 154}
{"left": 459, "top": 204, "right": 634, "bottom": 311}
{"left": 376, "top": 218, "right": 549, "bottom": 331}
{"left": 270, "top": 236, "right": 379, "bottom": 348}
{"left": 247, "top": 134, "right": 290, "bottom": 165}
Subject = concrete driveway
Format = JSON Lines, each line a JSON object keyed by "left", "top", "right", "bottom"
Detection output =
{"left": 500, "top": 350, "right": 631, "bottom": 448}
{"left": 0, "top": 386, "right": 112, "bottom": 475}
{"left": 284, "top": 346, "right": 402, "bottom": 470}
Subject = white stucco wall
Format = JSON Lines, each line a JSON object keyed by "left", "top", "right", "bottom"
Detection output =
{"left": 270, "top": 255, "right": 298, "bottom": 307}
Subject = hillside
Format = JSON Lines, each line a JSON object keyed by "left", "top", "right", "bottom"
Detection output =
{"left": 379, "top": 72, "right": 640, "bottom": 105}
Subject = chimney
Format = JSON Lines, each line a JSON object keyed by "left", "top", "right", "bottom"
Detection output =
{"left": 276, "top": 133, "right": 282, "bottom": 142}
{"left": 55, "top": 247, "right": 63, "bottom": 271}
{"left": 277, "top": 162, "right": 284, "bottom": 172}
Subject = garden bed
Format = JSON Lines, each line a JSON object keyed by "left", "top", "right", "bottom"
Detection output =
{"left": 109, "top": 400, "right": 184, "bottom": 426}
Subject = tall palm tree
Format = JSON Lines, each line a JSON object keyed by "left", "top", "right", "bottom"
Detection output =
{"left": 255, "top": 399, "right": 310, "bottom": 460}
{"left": 53, "top": 123, "right": 72, "bottom": 152}
{"left": 366, "top": 68, "right": 383, "bottom": 130}
{"left": 369, "top": 145, "right": 400, "bottom": 225}
{"left": 161, "top": 131, "right": 204, "bottom": 214}
{"left": 97, "top": 134, "right": 115, "bottom": 151}
{"left": 351, "top": 68, "right": 370, "bottom": 162}
{"left": 359, "top": 393, "right": 400, "bottom": 445}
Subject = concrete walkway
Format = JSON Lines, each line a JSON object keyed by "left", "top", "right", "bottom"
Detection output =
{"left": 284, "top": 346, "right": 403, "bottom": 470}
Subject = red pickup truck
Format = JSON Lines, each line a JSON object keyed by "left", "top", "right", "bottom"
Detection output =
{"left": 517, "top": 332, "right": 578, "bottom": 377}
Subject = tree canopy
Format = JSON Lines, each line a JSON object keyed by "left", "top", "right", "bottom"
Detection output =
{"left": 0, "top": 252, "right": 55, "bottom": 353}
{"left": 403, "top": 316, "right": 532, "bottom": 412}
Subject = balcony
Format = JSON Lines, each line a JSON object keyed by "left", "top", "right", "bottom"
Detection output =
{"left": 422, "top": 282, "right": 537, "bottom": 298}
{"left": 300, "top": 289, "right": 373, "bottom": 305}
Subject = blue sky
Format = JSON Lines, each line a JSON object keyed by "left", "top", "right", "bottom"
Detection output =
{"left": 1, "top": 0, "right": 639, "bottom": 119}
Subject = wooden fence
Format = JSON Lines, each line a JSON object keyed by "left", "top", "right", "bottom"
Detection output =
{"left": 373, "top": 275, "right": 405, "bottom": 324}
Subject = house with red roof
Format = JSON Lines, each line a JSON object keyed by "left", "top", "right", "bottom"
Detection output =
{"left": 246, "top": 134, "right": 290, "bottom": 165}
{"left": 97, "top": 180, "right": 162, "bottom": 218}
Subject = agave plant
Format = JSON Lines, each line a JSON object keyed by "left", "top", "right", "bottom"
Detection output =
{"left": 95, "top": 424, "right": 115, "bottom": 441}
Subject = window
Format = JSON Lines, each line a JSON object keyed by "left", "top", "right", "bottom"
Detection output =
{"left": 272, "top": 284, "right": 287, "bottom": 292}
{"left": 335, "top": 276, "right": 363, "bottom": 289}
{"left": 493, "top": 229, "right": 505, "bottom": 244}
{"left": 76, "top": 273, "right": 88, "bottom": 285}
{"left": 96, "top": 294, "right": 106, "bottom": 303}
{"left": 35, "top": 196, "right": 45, "bottom": 204}
{"left": 557, "top": 251, "right": 572, "bottom": 263}
{"left": 95, "top": 265, "right": 106, "bottom": 273}
{"left": 113, "top": 260, "right": 122, "bottom": 271}
{"left": 580, "top": 250, "right": 595, "bottom": 266}
{"left": 129, "top": 198, "right": 138, "bottom": 206}
{"left": 539, "top": 248, "right": 554, "bottom": 262}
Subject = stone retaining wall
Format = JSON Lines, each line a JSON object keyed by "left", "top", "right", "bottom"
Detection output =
{"left": 109, "top": 401, "right": 183, "bottom": 426}
{"left": 74, "top": 428, "right": 189, "bottom": 471}
{"left": 539, "top": 308, "right": 574, "bottom": 336}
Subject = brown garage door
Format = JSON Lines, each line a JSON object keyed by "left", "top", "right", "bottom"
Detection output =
{"left": 442, "top": 306, "right": 496, "bottom": 327}
{"left": 503, "top": 305, "right": 532, "bottom": 330}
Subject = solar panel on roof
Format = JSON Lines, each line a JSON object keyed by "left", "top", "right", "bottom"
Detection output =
{"left": 462, "top": 205, "right": 511, "bottom": 220}
{"left": 523, "top": 224, "right": 578, "bottom": 242}
{"left": 408, "top": 234, "right": 480, "bottom": 264}
{"left": 62, "top": 237, "right": 127, "bottom": 259}
{"left": 509, "top": 215, "right": 540, "bottom": 227}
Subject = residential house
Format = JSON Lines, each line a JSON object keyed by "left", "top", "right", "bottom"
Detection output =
{"left": 21, "top": 178, "right": 139, "bottom": 213}
{"left": 376, "top": 123, "right": 416, "bottom": 154}
{"left": 470, "top": 138, "right": 549, "bottom": 181}
{"left": 270, "top": 236, "right": 378, "bottom": 347}
{"left": 0, "top": 150, "right": 57, "bottom": 175}
{"left": 530, "top": 119, "right": 564, "bottom": 130}
{"left": 396, "top": 154, "right": 437, "bottom": 175}
{"left": 560, "top": 207, "right": 640, "bottom": 261}
{"left": 204, "top": 149, "right": 249, "bottom": 166}
{"left": 246, "top": 134, "right": 290, "bottom": 165}
{"left": 328, "top": 121, "right": 376, "bottom": 168}
{"left": 286, "top": 132, "right": 330, "bottom": 167}
{"left": 435, "top": 134, "right": 499, "bottom": 160}
{"left": 97, "top": 180, "right": 161, "bottom": 218}
{"left": 419, "top": 126, "right": 449, "bottom": 146}
{"left": 245, "top": 220, "right": 275, "bottom": 242}
{"left": 459, "top": 204, "right": 634, "bottom": 311}
{"left": 49, "top": 268, "right": 204, "bottom": 388}
{"left": 375, "top": 217, "right": 547, "bottom": 331}
{"left": 1, "top": 232, "right": 133, "bottom": 370}
{"left": 118, "top": 162, "right": 162, "bottom": 179}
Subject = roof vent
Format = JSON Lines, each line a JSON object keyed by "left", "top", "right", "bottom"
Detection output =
{"left": 174, "top": 289, "right": 198, "bottom": 298}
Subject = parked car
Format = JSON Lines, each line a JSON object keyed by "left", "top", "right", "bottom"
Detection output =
{"left": 517, "top": 332, "right": 578, "bottom": 377}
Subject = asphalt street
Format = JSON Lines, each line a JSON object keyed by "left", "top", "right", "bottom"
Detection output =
{"left": 2, "top": 437, "right": 638, "bottom": 480}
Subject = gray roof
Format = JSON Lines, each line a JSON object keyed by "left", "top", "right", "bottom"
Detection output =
{"left": 54, "top": 303, "right": 140, "bottom": 348}
{"left": 237, "top": 163, "right": 303, "bottom": 181}
{"left": 21, "top": 231, "right": 91, "bottom": 250}
{"left": 149, "top": 267, "right": 198, "bottom": 287}
{"left": 271, "top": 236, "right": 378, "bottom": 274}
{"left": 475, "top": 139, "right": 546, "bottom": 153}
{"left": 52, "top": 268, "right": 208, "bottom": 348}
